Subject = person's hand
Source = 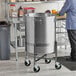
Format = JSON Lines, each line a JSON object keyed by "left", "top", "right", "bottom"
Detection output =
{"left": 55, "top": 11, "right": 61, "bottom": 16}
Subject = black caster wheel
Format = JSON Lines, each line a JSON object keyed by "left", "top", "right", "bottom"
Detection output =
{"left": 33, "top": 66, "right": 40, "bottom": 72}
{"left": 24, "top": 60, "right": 31, "bottom": 66}
{"left": 55, "top": 62, "right": 61, "bottom": 69}
{"left": 45, "top": 59, "right": 51, "bottom": 64}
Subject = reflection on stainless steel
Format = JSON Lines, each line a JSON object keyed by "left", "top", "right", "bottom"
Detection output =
{"left": 25, "top": 13, "right": 55, "bottom": 54}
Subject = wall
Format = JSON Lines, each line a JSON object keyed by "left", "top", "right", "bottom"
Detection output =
{"left": 0, "top": 0, "right": 6, "bottom": 21}
{"left": 17, "top": 1, "right": 65, "bottom": 13}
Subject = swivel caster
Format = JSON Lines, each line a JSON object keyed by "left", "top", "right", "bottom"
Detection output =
{"left": 45, "top": 59, "right": 51, "bottom": 64}
{"left": 24, "top": 60, "right": 31, "bottom": 66}
{"left": 55, "top": 62, "right": 61, "bottom": 69}
{"left": 33, "top": 65, "right": 40, "bottom": 72}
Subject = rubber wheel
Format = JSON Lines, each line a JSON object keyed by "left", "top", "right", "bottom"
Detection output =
{"left": 33, "top": 66, "right": 40, "bottom": 72}
{"left": 24, "top": 60, "right": 31, "bottom": 66}
{"left": 45, "top": 59, "right": 51, "bottom": 64}
{"left": 55, "top": 62, "right": 61, "bottom": 69}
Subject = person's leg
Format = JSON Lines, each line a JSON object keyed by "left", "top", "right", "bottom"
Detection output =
{"left": 67, "top": 30, "right": 76, "bottom": 60}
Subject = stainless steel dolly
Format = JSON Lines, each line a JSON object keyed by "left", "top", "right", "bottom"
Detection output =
{"left": 24, "top": 13, "right": 61, "bottom": 72}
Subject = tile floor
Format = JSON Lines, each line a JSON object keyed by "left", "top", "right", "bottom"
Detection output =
{"left": 0, "top": 49, "right": 76, "bottom": 76}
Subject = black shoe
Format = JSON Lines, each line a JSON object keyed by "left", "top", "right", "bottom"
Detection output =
{"left": 66, "top": 57, "right": 76, "bottom": 61}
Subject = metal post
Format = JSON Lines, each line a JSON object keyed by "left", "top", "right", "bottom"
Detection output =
{"left": 34, "top": 18, "right": 36, "bottom": 67}
{"left": 55, "top": 41, "right": 57, "bottom": 63}
{"left": 34, "top": 45, "right": 36, "bottom": 66}
{"left": 19, "top": 24, "right": 22, "bottom": 47}
{"left": 25, "top": 42, "right": 28, "bottom": 59}
{"left": 25, "top": 18, "right": 28, "bottom": 60}
{"left": 14, "top": 23, "right": 18, "bottom": 61}
{"left": 54, "top": 16, "right": 57, "bottom": 63}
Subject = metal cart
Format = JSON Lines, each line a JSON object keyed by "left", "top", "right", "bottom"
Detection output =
{"left": 9, "top": 18, "right": 24, "bottom": 61}
{"left": 24, "top": 13, "right": 61, "bottom": 72}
